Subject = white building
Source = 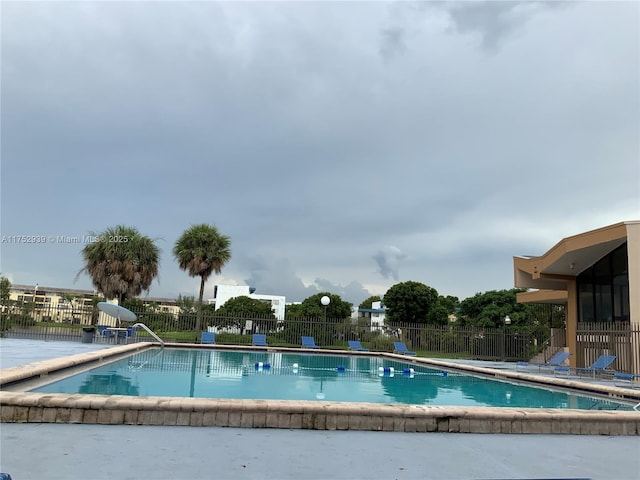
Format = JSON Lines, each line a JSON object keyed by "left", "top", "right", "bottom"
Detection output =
{"left": 208, "top": 284, "right": 285, "bottom": 320}
{"left": 358, "top": 300, "right": 386, "bottom": 332}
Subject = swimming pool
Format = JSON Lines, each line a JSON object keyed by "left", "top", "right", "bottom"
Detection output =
{"left": 3, "top": 343, "right": 639, "bottom": 434}
{"left": 30, "top": 348, "right": 634, "bottom": 411}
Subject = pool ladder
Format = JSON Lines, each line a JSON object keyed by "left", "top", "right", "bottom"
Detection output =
{"left": 132, "top": 322, "right": 165, "bottom": 346}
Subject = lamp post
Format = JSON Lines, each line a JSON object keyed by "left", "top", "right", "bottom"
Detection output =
{"left": 503, "top": 315, "right": 511, "bottom": 361}
{"left": 320, "top": 295, "right": 330, "bottom": 321}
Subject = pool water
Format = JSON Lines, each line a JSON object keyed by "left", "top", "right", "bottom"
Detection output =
{"left": 31, "top": 348, "right": 634, "bottom": 410}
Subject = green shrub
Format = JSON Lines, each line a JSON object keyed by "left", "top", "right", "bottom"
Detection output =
{"left": 0, "top": 314, "right": 11, "bottom": 335}
{"left": 370, "top": 336, "right": 395, "bottom": 352}
{"left": 216, "top": 333, "right": 252, "bottom": 345}
{"left": 9, "top": 314, "right": 37, "bottom": 328}
{"left": 135, "top": 313, "right": 178, "bottom": 333}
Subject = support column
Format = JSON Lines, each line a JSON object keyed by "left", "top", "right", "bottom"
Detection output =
{"left": 566, "top": 279, "right": 578, "bottom": 368}
{"left": 626, "top": 223, "right": 640, "bottom": 374}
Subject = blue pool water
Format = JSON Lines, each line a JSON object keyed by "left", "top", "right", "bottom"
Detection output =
{"left": 32, "top": 349, "right": 634, "bottom": 410}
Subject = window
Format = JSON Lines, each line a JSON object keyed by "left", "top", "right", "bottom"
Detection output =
{"left": 577, "top": 243, "right": 628, "bottom": 323}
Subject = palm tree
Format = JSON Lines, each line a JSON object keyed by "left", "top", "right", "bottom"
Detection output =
{"left": 78, "top": 225, "right": 160, "bottom": 307}
{"left": 173, "top": 224, "right": 231, "bottom": 341}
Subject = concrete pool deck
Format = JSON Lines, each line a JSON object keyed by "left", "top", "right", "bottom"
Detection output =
{"left": 1, "top": 339, "right": 640, "bottom": 480}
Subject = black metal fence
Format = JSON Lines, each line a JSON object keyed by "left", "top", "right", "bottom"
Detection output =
{"left": 0, "top": 304, "right": 544, "bottom": 361}
{"left": 6, "top": 303, "right": 639, "bottom": 371}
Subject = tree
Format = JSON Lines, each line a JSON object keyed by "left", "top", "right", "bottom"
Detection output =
{"left": 60, "top": 293, "right": 82, "bottom": 322}
{"left": 383, "top": 281, "right": 439, "bottom": 325}
{"left": 285, "top": 303, "right": 305, "bottom": 319}
{"left": 90, "top": 295, "right": 105, "bottom": 325}
{"left": 215, "top": 296, "right": 277, "bottom": 333}
{"left": 173, "top": 224, "right": 232, "bottom": 341}
{"left": 0, "top": 276, "right": 11, "bottom": 334}
{"left": 122, "top": 298, "right": 150, "bottom": 313}
{"left": 200, "top": 303, "right": 218, "bottom": 323}
{"left": 426, "top": 295, "right": 460, "bottom": 325}
{"left": 359, "top": 295, "right": 382, "bottom": 310}
{"left": 438, "top": 295, "right": 459, "bottom": 313}
{"left": 278, "top": 293, "right": 352, "bottom": 347}
{"left": 176, "top": 295, "right": 198, "bottom": 315}
{"left": 78, "top": 225, "right": 160, "bottom": 305}
{"left": 216, "top": 296, "right": 276, "bottom": 318}
{"left": 426, "top": 303, "right": 449, "bottom": 326}
{"left": 457, "top": 289, "right": 528, "bottom": 328}
{"left": 300, "top": 292, "right": 352, "bottom": 320}
{"left": 0, "top": 276, "right": 11, "bottom": 308}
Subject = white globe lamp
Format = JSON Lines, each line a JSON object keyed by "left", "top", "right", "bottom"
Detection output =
{"left": 320, "top": 295, "right": 330, "bottom": 321}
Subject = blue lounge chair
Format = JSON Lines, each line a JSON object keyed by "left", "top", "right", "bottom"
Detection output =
{"left": 301, "top": 336, "right": 320, "bottom": 349}
{"left": 253, "top": 334, "right": 268, "bottom": 347}
{"left": 576, "top": 354, "right": 617, "bottom": 377}
{"left": 393, "top": 342, "right": 416, "bottom": 356}
{"left": 348, "top": 340, "right": 369, "bottom": 351}
{"left": 201, "top": 331, "right": 215, "bottom": 344}
{"left": 97, "top": 325, "right": 115, "bottom": 339}
{"left": 518, "top": 351, "right": 571, "bottom": 372}
{"left": 613, "top": 372, "right": 640, "bottom": 389}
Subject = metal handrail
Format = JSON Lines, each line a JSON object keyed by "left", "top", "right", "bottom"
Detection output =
{"left": 132, "top": 322, "right": 165, "bottom": 346}
{"left": 542, "top": 329, "right": 567, "bottom": 363}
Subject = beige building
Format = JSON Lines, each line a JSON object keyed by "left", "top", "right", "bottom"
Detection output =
{"left": 8, "top": 284, "right": 180, "bottom": 325}
{"left": 9, "top": 284, "right": 97, "bottom": 323}
{"left": 513, "top": 221, "right": 639, "bottom": 374}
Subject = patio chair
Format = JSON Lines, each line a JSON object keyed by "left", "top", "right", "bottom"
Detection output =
{"left": 97, "top": 325, "right": 115, "bottom": 341}
{"left": 393, "top": 342, "right": 416, "bottom": 356}
{"left": 517, "top": 351, "right": 571, "bottom": 372}
{"left": 613, "top": 372, "right": 640, "bottom": 389}
{"left": 575, "top": 354, "right": 617, "bottom": 378}
{"left": 252, "top": 334, "right": 268, "bottom": 347}
{"left": 201, "top": 331, "right": 215, "bottom": 344}
{"left": 348, "top": 340, "right": 369, "bottom": 352}
{"left": 301, "top": 336, "right": 320, "bottom": 349}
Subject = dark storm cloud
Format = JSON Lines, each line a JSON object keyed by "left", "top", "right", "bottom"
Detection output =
{"left": 242, "top": 256, "right": 371, "bottom": 306}
{"left": 373, "top": 246, "right": 407, "bottom": 281}
{"left": 444, "top": 1, "right": 558, "bottom": 51}
{"left": 379, "top": 27, "right": 407, "bottom": 61}
{"left": 380, "top": 1, "right": 567, "bottom": 56}
{"left": 1, "top": 1, "right": 638, "bottom": 305}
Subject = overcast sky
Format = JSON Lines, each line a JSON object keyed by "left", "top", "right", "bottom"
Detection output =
{"left": 1, "top": 1, "right": 638, "bottom": 307}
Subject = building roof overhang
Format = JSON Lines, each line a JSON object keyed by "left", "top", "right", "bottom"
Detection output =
{"left": 516, "top": 289, "right": 568, "bottom": 305}
{"left": 513, "top": 221, "right": 635, "bottom": 296}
